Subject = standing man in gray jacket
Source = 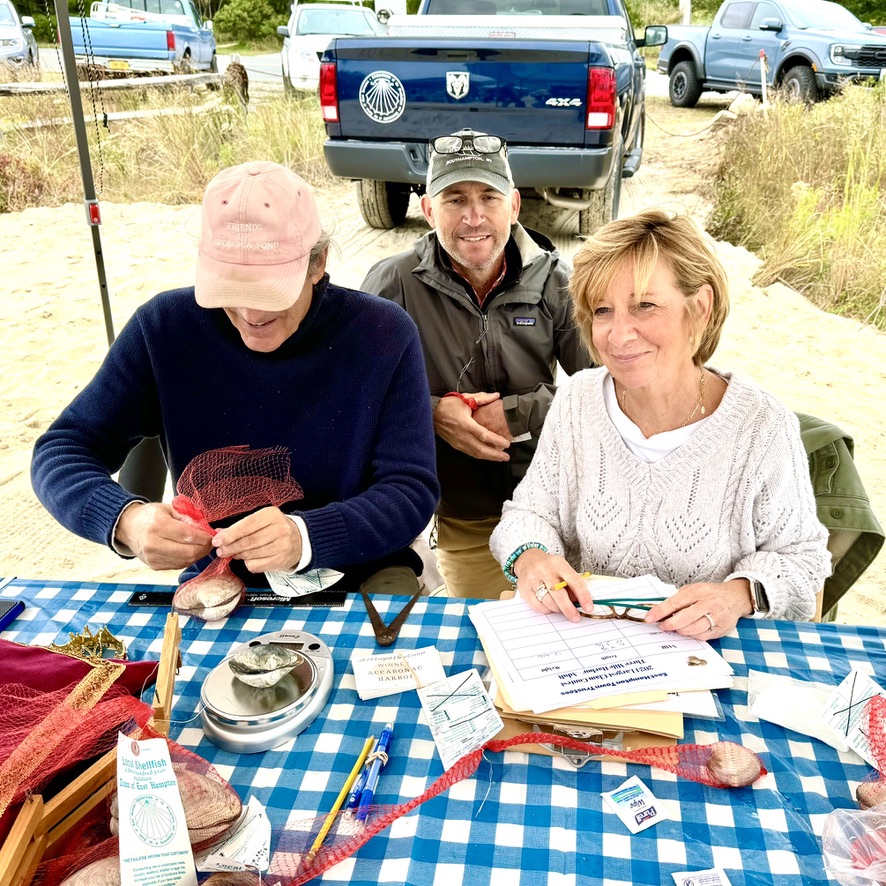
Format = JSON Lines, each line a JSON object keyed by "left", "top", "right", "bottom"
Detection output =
{"left": 361, "top": 128, "right": 591, "bottom": 599}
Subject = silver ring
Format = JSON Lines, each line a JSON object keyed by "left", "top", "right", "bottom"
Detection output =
{"left": 535, "top": 583, "right": 549, "bottom": 602}
{"left": 703, "top": 612, "right": 716, "bottom": 631}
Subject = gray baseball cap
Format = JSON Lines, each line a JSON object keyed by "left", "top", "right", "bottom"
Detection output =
{"left": 426, "top": 128, "right": 513, "bottom": 197}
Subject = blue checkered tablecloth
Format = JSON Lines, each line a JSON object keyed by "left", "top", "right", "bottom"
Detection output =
{"left": 3, "top": 578, "right": 884, "bottom": 885}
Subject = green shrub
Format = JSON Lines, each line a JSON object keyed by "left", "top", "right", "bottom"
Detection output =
{"left": 212, "top": 0, "right": 283, "bottom": 42}
{"left": 709, "top": 83, "right": 886, "bottom": 329}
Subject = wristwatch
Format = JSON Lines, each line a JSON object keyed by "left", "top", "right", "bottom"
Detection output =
{"left": 748, "top": 579, "right": 770, "bottom": 619}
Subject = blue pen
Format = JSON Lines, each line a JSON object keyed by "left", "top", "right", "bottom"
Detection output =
{"left": 355, "top": 722, "right": 393, "bottom": 823}
{"left": 346, "top": 735, "right": 377, "bottom": 811}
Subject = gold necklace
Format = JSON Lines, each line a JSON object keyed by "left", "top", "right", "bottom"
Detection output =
{"left": 621, "top": 368, "right": 707, "bottom": 429}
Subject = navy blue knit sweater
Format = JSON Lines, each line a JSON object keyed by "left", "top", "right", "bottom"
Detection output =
{"left": 31, "top": 278, "right": 439, "bottom": 583}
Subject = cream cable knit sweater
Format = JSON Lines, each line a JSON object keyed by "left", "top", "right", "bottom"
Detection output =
{"left": 490, "top": 367, "right": 831, "bottom": 621}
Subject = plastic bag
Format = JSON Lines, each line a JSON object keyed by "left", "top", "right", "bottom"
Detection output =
{"left": 823, "top": 802, "right": 886, "bottom": 885}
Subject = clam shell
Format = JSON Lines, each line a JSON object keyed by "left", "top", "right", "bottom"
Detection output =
{"left": 176, "top": 768, "right": 243, "bottom": 848}
{"left": 173, "top": 572, "right": 244, "bottom": 621}
{"left": 229, "top": 643, "right": 303, "bottom": 688}
{"left": 705, "top": 743, "right": 762, "bottom": 787}
{"left": 60, "top": 856, "right": 120, "bottom": 886}
{"left": 201, "top": 874, "right": 262, "bottom": 885}
{"left": 857, "top": 779, "right": 886, "bottom": 809}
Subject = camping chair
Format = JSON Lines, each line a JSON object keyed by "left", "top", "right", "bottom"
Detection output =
{"left": 798, "top": 412, "right": 885, "bottom": 622}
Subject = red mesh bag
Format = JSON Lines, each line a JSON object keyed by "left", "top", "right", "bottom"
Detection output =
{"left": 31, "top": 725, "right": 243, "bottom": 885}
{"left": 193, "top": 732, "right": 766, "bottom": 885}
{"left": 171, "top": 446, "right": 303, "bottom": 621}
{"left": 855, "top": 694, "right": 886, "bottom": 810}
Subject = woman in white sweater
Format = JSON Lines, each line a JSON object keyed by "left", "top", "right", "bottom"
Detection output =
{"left": 490, "top": 209, "right": 830, "bottom": 639}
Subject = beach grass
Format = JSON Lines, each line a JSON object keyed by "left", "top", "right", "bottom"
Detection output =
{"left": 0, "top": 86, "right": 330, "bottom": 209}
{"left": 709, "top": 82, "right": 886, "bottom": 330}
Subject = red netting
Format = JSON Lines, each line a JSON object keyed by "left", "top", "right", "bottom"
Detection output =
{"left": 202, "top": 732, "right": 767, "bottom": 885}
{"left": 31, "top": 725, "right": 243, "bottom": 885}
{"left": 171, "top": 446, "right": 304, "bottom": 621}
{"left": 0, "top": 662, "right": 153, "bottom": 825}
{"left": 855, "top": 695, "right": 886, "bottom": 809}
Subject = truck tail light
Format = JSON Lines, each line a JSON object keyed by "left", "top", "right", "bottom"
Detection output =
{"left": 166, "top": 30, "right": 175, "bottom": 51}
{"left": 586, "top": 67, "right": 615, "bottom": 130}
{"left": 320, "top": 62, "right": 339, "bottom": 123}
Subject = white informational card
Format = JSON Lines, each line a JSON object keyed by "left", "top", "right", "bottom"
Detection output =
{"left": 469, "top": 578, "right": 733, "bottom": 715}
{"left": 116, "top": 733, "right": 197, "bottom": 886}
{"left": 821, "top": 669, "right": 886, "bottom": 768}
{"left": 266, "top": 567, "right": 344, "bottom": 597}
{"left": 418, "top": 669, "right": 503, "bottom": 770}
{"left": 601, "top": 775, "right": 670, "bottom": 833}
{"left": 195, "top": 796, "right": 271, "bottom": 873}
{"left": 672, "top": 869, "right": 734, "bottom": 886}
{"left": 352, "top": 646, "right": 446, "bottom": 699}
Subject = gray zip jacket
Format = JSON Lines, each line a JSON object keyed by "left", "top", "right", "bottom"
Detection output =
{"left": 362, "top": 223, "right": 591, "bottom": 520}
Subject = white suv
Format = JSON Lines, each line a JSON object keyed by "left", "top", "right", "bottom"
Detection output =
{"left": 278, "top": 0, "right": 377, "bottom": 93}
{"left": 0, "top": 0, "right": 38, "bottom": 70}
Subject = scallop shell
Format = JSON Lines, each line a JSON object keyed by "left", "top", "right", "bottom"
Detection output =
{"left": 705, "top": 742, "right": 763, "bottom": 787}
{"left": 229, "top": 643, "right": 303, "bottom": 688}
{"left": 60, "top": 856, "right": 120, "bottom": 886}
{"left": 856, "top": 779, "right": 886, "bottom": 809}
{"left": 173, "top": 571, "right": 244, "bottom": 621}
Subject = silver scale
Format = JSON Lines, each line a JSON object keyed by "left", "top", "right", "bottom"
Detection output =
{"left": 201, "top": 630, "right": 334, "bottom": 754}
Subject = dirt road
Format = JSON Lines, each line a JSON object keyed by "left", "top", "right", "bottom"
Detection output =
{"left": 1, "top": 82, "right": 883, "bottom": 623}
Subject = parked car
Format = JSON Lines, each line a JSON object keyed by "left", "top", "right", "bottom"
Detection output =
{"left": 658, "top": 0, "right": 886, "bottom": 106}
{"left": 278, "top": 0, "right": 378, "bottom": 93}
{"left": 0, "top": 0, "right": 38, "bottom": 70}
{"left": 70, "top": 0, "right": 216, "bottom": 78}
{"left": 873, "top": 25, "right": 886, "bottom": 36}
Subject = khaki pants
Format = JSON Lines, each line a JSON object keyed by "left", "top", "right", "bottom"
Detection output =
{"left": 360, "top": 565, "right": 421, "bottom": 596}
{"left": 435, "top": 515, "right": 513, "bottom": 600}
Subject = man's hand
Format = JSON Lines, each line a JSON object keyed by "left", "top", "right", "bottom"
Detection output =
{"left": 116, "top": 502, "right": 213, "bottom": 571}
{"left": 212, "top": 507, "right": 303, "bottom": 573}
{"left": 473, "top": 397, "right": 511, "bottom": 439}
{"left": 434, "top": 392, "right": 510, "bottom": 462}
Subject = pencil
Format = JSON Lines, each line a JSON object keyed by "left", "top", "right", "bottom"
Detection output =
{"left": 306, "top": 735, "right": 375, "bottom": 864}
{"left": 551, "top": 572, "right": 592, "bottom": 591}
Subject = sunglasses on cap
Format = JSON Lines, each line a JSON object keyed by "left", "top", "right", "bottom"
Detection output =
{"left": 430, "top": 134, "right": 507, "bottom": 155}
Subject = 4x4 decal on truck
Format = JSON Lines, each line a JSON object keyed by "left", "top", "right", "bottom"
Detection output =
{"left": 359, "top": 71, "right": 406, "bottom": 123}
{"left": 446, "top": 71, "right": 469, "bottom": 99}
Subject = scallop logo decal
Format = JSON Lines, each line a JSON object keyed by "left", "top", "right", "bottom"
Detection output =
{"left": 358, "top": 71, "right": 406, "bottom": 124}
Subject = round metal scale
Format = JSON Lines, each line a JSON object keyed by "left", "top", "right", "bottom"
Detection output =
{"left": 201, "top": 630, "right": 334, "bottom": 754}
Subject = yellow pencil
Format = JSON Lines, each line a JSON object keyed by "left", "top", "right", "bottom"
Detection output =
{"left": 306, "top": 735, "right": 375, "bottom": 863}
{"left": 552, "top": 572, "right": 592, "bottom": 591}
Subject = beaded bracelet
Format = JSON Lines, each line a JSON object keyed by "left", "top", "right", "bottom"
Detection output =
{"left": 502, "top": 542, "right": 548, "bottom": 584}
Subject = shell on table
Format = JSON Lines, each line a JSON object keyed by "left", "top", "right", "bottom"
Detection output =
{"left": 857, "top": 779, "right": 886, "bottom": 809}
{"left": 109, "top": 769, "right": 241, "bottom": 848}
{"left": 59, "top": 856, "right": 120, "bottom": 886}
{"left": 705, "top": 742, "right": 762, "bottom": 787}
{"left": 172, "top": 571, "right": 244, "bottom": 621}
{"left": 201, "top": 873, "right": 263, "bottom": 885}
{"left": 229, "top": 643, "right": 303, "bottom": 688}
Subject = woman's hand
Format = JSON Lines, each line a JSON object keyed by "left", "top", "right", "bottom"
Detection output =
{"left": 513, "top": 548, "right": 593, "bottom": 622}
{"left": 644, "top": 578, "right": 754, "bottom": 639}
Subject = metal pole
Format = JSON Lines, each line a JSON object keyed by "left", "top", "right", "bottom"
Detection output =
{"left": 52, "top": 0, "right": 115, "bottom": 347}
{"left": 51, "top": 1, "right": 168, "bottom": 501}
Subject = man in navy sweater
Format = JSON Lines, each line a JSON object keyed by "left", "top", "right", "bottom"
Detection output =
{"left": 31, "top": 162, "right": 439, "bottom": 593}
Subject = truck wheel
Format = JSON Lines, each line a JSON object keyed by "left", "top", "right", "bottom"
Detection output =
{"left": 669, "top": 61, "right": 702, "bottom": 108}
{"left": 357, "top": 180, "right": 410, "bottom": 229}
{"left": 783, "top": 66, "right": 819, "bottom": 104}
{"left": 579, "top": 141, "right": 622, "bottom": 237}
{"left": 282, "top": 63, "right": 294, "bottom": 97}
{"left": 207, "top": 54, "right": 220, "bottom": 90}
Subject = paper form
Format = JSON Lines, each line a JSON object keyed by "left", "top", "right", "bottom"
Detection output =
{"left": 469, "top": 593, "right": 732, "bottom": 715}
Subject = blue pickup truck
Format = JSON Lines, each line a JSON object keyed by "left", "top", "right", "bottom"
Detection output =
{"left": 658, "top": 0, "right": 886, "bottom": 105}
{"left": 319, "top": 0, "right": 666, "bottom": 233}
{"left": 70, "top": 0, "right": 216, "bottom": 77}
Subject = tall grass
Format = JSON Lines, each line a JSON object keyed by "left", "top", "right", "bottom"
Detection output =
{"left": 709, "top": 83, "right": 886, "bottom": 329}
{"left": 0, "top": 87, "right": 330, "bottom": 209}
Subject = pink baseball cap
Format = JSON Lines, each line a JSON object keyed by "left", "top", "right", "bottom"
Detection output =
{"left": 195, "top": 161, "right": 323, "bottom": 312}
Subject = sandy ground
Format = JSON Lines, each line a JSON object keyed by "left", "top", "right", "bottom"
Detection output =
{"left": 1, "top": 92, "right": 883, "bottom": 624}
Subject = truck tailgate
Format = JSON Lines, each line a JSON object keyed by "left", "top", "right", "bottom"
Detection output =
{"left": 329, "top": 37, "right": 613, "bottom": 147}
{"left": 71, "top": 19, "right": 171, "bottom": 57}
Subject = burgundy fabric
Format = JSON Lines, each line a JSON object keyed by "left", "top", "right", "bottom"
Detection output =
{"left": 0, "top": 639, "right": 159, "bottom": 697}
